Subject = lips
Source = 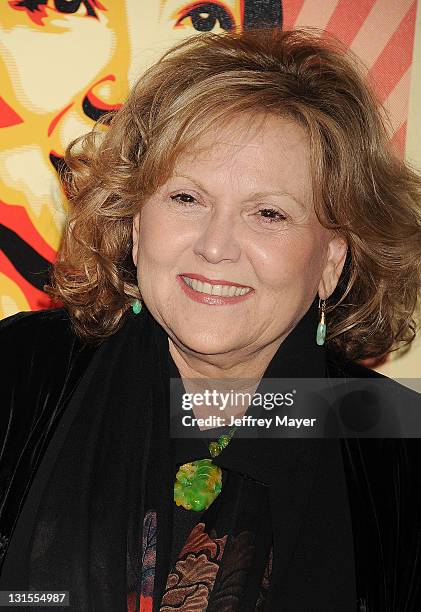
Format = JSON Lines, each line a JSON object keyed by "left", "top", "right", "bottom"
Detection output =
{"left": 179, "top": 273, "right": 252, "bottom": 289}
{"left": 177, "top": 274, "right": 254, "bottom": 306}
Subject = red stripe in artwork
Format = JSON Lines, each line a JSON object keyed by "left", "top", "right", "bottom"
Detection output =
{"left": 282, "top": 0, "right": 307, "bottom": 29}
{"left": 0, "top": 200, "right": 57, "bottom": 263}
{"left": 239, "top": 0, "right": 244, "bottom": 26}
{"left": 86, "top": 90, "right": 122, "bottom": 112}
{"left": 324, "top": 0, "right": 377, "bottom": 47}
{"left": 48, "top": 103, "right": 74, "bottom": 137}
{"left": 368, "top": 2, "right": 417, "bottom": 103}
{"left": 0, "top": 97, "right": 24, "bottom": 128}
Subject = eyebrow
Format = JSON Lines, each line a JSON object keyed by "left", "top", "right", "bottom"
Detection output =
{"left": 172, "top": 173, "right": 307, "bottom": 211}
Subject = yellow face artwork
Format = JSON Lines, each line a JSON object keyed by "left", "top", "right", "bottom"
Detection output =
{"left": 0, "top": 0, "right": 245, "bottom": 316}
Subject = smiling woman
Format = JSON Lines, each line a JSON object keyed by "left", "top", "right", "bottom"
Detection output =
{"left": 1, "top": 27, "right": 421, "bottom": 612}
{"left": 43, "top": 27, "right": 419, "bottom": 363}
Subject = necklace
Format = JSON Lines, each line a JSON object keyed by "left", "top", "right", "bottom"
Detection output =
{"left": 174, "top": 426, "right": 237, "bottom": 511}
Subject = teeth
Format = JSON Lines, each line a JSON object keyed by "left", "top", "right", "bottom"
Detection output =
{"left": 182, "top": 276, "right": 251, "bottom": 297}
{"left": 211, "top": 284, "right": 223, "bottom": 295}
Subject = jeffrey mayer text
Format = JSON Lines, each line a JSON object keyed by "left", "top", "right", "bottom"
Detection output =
{"left": 228, "top": 415, "right": 317, "bottom": 428}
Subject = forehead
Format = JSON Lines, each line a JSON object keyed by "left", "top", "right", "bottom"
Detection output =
{"left": 173, "top": 113, "right": 312, "bottom": 198}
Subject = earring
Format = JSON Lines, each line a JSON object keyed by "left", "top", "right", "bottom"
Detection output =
{"left": 132, "top": 298, "right": 142, "bottom": 315}
{"left": 316, "top": 298, "right": 327, "bottom": 346}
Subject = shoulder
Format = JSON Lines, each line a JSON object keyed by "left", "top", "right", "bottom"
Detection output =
{"left": 0, "top": 307, "right": 92, "bottom": 366}
{"left": 326, "top": 348, "right": 419, "bottom": 401}
{"left": 0, "top": 307, "right": 97, "bottom": 421}
{"left": 326, "top": 353, "right": 421, "bottom": 426}
{"left": 0, "top": 308, "right": 100, "bottom": 405}
{"left": 0, "top": 307, "right": 76, "bottom": 346}
{"left": 0, "top": 308, "right": 97, "bottom": 490}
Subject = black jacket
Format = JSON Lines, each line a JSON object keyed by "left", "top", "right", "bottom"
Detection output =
{"left": 0, "top": 307, "right": 420, "bottom": 611}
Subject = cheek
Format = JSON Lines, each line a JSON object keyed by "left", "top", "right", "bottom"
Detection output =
{"left": 137, "top": 207, "right": 188, "bottom": 271}
{"left": 250, "top": 232, "right": 325, "bottom": 290}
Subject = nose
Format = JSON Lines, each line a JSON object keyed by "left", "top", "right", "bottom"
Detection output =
{"left": 82, "top": 75, "right": 126, "bottom": 122}
{"left": 193, "top": 210, "right": 241, "bottom": 264}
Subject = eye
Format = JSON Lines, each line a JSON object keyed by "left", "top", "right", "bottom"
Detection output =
{"left": 175, "top": 2, "right": 235, "bottom": 32}
{"left": 9, "top": 0, "right": 103, "bottom": 24}
{"left": 256, "top": 208, "right": 288, "bottom": 224}
{"left": 53, "top": 0, "right": 100, "bottom": 16}
{"left": 170, "top": 192, "right": 200, "bottom": 206}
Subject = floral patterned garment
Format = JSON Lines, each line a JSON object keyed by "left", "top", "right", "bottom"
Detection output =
{"left": 128, "top": 448, "right": 274, "bottom": 612}
{"left": 128, "top": 513, "right": 273, "bottom": 611}
{"left": 127, "top": 510, "right": 157, "bottom": 612}
{"left": 161, "top": 517, "right": 273, "bottom": 611}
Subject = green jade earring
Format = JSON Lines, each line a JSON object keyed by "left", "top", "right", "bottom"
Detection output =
{"left": 174, "top": 426, "right": 237, "bottom": 511}
{"left": 132, "top": 299, "right": 142, "bottom": 315}
{"left": 316, "top": 298, "right": 327, "bottom": 346}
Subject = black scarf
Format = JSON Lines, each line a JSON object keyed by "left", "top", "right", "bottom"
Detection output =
{"left": 0, "top": 297, "right": 356, "bottom": 610}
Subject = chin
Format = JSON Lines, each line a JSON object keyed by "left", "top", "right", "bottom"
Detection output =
{"left": 174, "top": 328, "right": 239, "bottom": 356}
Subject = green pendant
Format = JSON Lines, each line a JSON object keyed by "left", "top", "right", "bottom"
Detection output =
{"left": 174, "top": 458, "right": 222, "bottom": 511}
{"left": 174, "top": 427, "right": 236, "bottom": 511}
{"left": 316, "top": 322, "right": 326, "bottom": 346}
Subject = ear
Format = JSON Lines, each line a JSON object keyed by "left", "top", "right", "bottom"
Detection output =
{"left": 318, "top": 233, "right": 348, "bottom": 300}
{"left": 132, "top": 212, "right": 141, "bottom": 267}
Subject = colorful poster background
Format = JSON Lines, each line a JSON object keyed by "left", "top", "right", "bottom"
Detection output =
{"left": 0, "top": 0, "right": 419, "bottom": 378}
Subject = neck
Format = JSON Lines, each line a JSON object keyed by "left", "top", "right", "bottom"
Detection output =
{"left": 167, "top": 296, "right": 326, "bottom": 386}
{"left": 168, "top": 335, "right": 286, "bottom": 386}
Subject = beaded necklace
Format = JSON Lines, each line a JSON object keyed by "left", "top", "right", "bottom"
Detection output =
{"left": 174, "top": 426, "right": 238, "bottom": 511}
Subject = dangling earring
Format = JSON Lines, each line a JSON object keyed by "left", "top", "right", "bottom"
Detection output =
{"left": 132, "top": 298, "right": 142, "bottom": 315}
{"left": 316, "top": 297, "right": 326, "bottom": 346}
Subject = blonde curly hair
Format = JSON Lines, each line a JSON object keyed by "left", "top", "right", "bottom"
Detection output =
{"left": 45, "top": 27, "right": 421, "bottom": 360}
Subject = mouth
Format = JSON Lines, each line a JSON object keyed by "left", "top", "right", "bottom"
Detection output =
{"left": 180, "top": 273, "right": 253, "bottom": 296}
{"left": 177, "top": 273, "right": 254, "bottom": 305}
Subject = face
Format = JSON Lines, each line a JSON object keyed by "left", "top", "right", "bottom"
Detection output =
{"left": 132, "top": 113, "right": 348, "bottom": 361}
{"left": 0, "top": 0, "right": 243, "bottom": 316}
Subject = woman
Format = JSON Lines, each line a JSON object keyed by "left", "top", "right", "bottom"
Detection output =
{"left": 1, "top": 27, "right": 420, "bottom": 611}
